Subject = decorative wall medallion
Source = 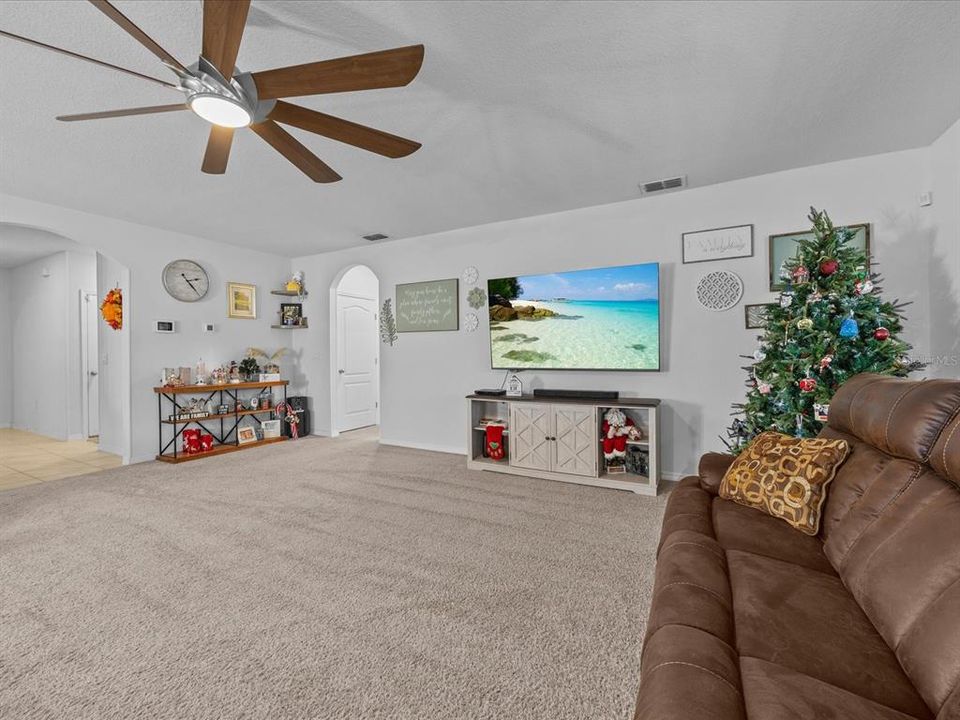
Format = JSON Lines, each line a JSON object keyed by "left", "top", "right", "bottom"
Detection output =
{"left": 462, "top": 266, "right": 479, "bottom": 285}
{"left": 696, "top": 270, "right": 743, "bottom": 311}
{"left": 464, "top": 312, "right": 479, "bottom": 332}
{"left": 466, "top": 286, "right": 487, "bottom": 309}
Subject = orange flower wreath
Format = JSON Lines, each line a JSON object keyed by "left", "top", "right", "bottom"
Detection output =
{"left": 100, "top": 288, "right": 122, "bottom": 330}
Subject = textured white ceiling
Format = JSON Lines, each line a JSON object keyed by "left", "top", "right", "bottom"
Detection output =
{"left": 0, "top": 0, "right": 958, "bottom": 257}
{"left": 0, "top": 223, "right": 92, "bottom": 268}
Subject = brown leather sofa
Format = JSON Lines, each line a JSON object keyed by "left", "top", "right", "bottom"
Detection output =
{"left": 634, "top": 373, "right": 960, "bottom": 720}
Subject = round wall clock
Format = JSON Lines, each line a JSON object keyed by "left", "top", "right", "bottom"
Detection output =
{"left": 162, "top": 259, "right": 209, "bottom": 302}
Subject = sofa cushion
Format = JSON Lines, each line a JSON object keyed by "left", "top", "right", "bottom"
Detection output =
{"left": 827, "top": 373, "right": 960, "bottom": 463}
{"left": 726, "top": 549, "right": 932, "bottom": 718}
{"left": 719, "top": 431, "right": 849, "bottom": 535}
{"left": 635, "top": 624, "right": 745, "bottom": 720}
{"left": 699, "top": 452, "right": 735, "bottom": 495}
{"left": 646, "top": 530, "right": 733, "bottom": 648}
{"left": 712, "top": 500, "right": 836, "bottom": 576}
{"left": 657, "top": 476, "right": 714, "bottom": 550}
{"left": 930, "top": 410, "right": 960, "bottom": 489}
{"left": 740, "top": 657, "right": 927, "bottom": 720}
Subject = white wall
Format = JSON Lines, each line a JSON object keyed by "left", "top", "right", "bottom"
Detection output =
{"left": 96, "top": 253, "right": 129, "bottom": 457}
{"left": 292, "top": 142, "right": 957, "bottom": 477}
{"left": 0, "top": 195, "right": 295, "bottom": 463}
{"left": 925, "top": 118, "right": 960, "bottom": 377}
{"left": 0, "top": 267, "right": 11, "bottom": 427}
{"left": 10, "top": 252, "right": 70, "bottom": 439}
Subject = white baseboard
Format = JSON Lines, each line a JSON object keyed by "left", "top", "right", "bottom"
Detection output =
{"left": 379, "top": 438, "right": 465, "bottom": 456}
{"left": 68, "top": 433, "right": 85, "bottom": 441}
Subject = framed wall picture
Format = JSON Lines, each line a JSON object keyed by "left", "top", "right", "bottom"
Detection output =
{"left": 682, "top": 224, "right": 753, "bottom": 264}
{"left": 744, "top": 303, "right": 775, "bottom": 329}
{"left": 227, "top": 282, "right": 257, "bottom": 319}
{"left": 280, "top": 303, "right": 303, "bottom": 326}
{"left": 768, "top": 223, "right": 870, "bottom": 291}
{"left": 237, "top": 426, "right": 257, "bottom": 445}
{"left": 395, "top": 278, "right": 459, "bottom": 332}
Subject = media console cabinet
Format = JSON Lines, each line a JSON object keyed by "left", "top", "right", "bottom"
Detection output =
{"left": 466, "top": 394, "right": 660, "bottom": 495}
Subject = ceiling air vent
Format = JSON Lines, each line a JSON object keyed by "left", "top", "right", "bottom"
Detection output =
{"left": 639, "top": 175, "right": 686, "bottom": 195}
{"left": 363, "top": 233, "right": 389, "bottom": 242}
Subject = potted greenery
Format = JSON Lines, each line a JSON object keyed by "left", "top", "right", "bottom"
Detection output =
{"left": 238, "top": 356, "right": 260, "bottom": 381}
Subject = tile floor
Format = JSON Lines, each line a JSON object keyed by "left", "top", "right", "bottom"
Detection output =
{"left": 0, "top": 429, "right": 122, "bottom": 491}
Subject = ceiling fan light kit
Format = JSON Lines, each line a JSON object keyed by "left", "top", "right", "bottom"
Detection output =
{"left": 0, "top": 0, "right": 425, "bottom": 182}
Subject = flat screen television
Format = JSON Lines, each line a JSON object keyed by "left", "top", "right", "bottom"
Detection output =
{"left": 488, "top": 262, "right": 660, "bottom": 371}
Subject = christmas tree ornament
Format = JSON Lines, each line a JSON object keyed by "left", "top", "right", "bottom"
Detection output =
{"left": 839, "top": 314, "right": 859, "bottom": 338}
{"left": 806, "top": 290, "right": 824, "bottom": 304}
{"left": 798, "top": 375, "right": 818, "bottom": 393}
{"left": 819, "top": 354, "right": 834, "bottom": 371}
{"left": 757, "top": 381, "right": 772, "bottom": 395}
{"left": 874, "top": 326, "right": 890, "bottom": 341}
{"left": 814, "top": 403, "right": 830, "bottom": 423}
{"left": 819, "top": 258, "right": 840, "bottom": 276}
{"left": 854, "top": 279, "right": 874, "bottom": 296}
{"left": 754, "top": 347, "right": 766, "bottom": 362}
{"left": 792, "top": 265, "right": 810, "bottom": 285}
{"left": 797, "top": 317, "right": 814, "bottom": 331}
{"left": 779, "top": 289, "right": 795, "bottom": 308}
{"left": 854, "top": 265, "right": 868, "bottom": 281}
{"left": 795, "top": 414, "right": 805, "bottom": 438}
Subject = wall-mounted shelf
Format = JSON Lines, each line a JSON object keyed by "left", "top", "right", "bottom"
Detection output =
{"left": 270, "top": 289, "right": 308, "bottom": 297}
{"left": 271, "top": 324, "right": 308, "bottom": 329}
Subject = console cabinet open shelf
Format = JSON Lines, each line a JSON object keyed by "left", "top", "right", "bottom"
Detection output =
{"left": 465, "top": 394, "right": 660, "bottom": 495}
{"left": 154, "top": 380, "right": 289, "bottom": 463}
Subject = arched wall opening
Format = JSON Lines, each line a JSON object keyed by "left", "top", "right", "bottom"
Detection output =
{"left": 0, "top": 222, "right": 132, "bottom": 463}
{"left": 328, "top": 264, "right": 381, "bottom": 437}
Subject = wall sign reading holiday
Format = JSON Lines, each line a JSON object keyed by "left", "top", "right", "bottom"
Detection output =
{"left": 395, "top": 278, "right": 459, "bottom": 332}
{"left": 682, "top": 224, "right": 754, "bottom": 264}
{"left": 768, "top": 223, "right": 870, "bottom": 291}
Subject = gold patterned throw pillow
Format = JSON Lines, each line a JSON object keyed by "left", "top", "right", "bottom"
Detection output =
{"left": 719, "top": 431, "right": 850, "bottom": 535}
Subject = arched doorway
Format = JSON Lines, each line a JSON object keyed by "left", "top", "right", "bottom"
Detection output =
{"left": 328, "top": 265, "right": 380, "bottom": 436}
{"left": 0, "top": 222, "right": 132, "bottom": 469}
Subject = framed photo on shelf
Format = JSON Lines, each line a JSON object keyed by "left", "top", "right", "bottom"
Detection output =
{"left": 280, "top": 303, "right": 303, "bottom": 326}
{"left": 768, "top": 223, "right": 870, "bottom": 291}
{"left": 682, "top": 224, "right": 753, "bottom": 264}
{"left": 227, "top": 282, "right": 257, "bottom": 319}
{"left": 261, "top": 419, "right": 281, "bottom": 438}
{"left": 744, "top": 303, "right": 775, "bottom": 329}
{"left": 237, "top": 426, "right": 257, "bottom": 445}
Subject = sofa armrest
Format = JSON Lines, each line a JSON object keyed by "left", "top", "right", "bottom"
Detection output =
{"left": 699, "top": 452, "right": 735, "bottom": 495}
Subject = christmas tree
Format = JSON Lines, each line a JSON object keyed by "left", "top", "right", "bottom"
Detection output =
{"left": 724, "top": 207, "right": 924, "bottom": 451}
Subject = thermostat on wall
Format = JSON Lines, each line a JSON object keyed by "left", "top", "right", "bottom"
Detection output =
{"left": 154, "top": 320, "right": 176, "bottom": 333}
{"left": 202, "top": 323, "right": 216, "bottom": 332}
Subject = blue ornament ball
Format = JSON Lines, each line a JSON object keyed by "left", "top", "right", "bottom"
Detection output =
{"left": 839, "top": 316, "right": 859, "bottom": 338}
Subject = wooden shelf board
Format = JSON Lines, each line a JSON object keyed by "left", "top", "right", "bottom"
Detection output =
{"left": 599, "top": 439, "right": 648, "bottom": 446}
{"left": 162, "top": 408, "right": 277, "bottom": 425}
{"left": 473, "top": 426, "right": 509, "bottom": 434}
{"left": 471, "top": 456, "right": 510, "bottom": 467}
{"left": 154, "top": 380, "right": 288, "bottom": 394}
{"left": 271, "top": 324, "right": 308, "bottom": 329}
{"left": 270, "top": 290, "right": 308, "bottom": 297}
{"left": 156, "top": 436, "right": 287, "bottom": 463}
{"left": 598, "top": 472, "right": 649, "bottom": 483}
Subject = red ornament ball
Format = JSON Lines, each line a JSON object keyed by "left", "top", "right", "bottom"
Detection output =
{"left": 874, "top": 326, "right": 890, "bottom": 341}
{"left": 819, "top": 258, "right": 840, "bottom": 276}
{"left": 798, "top": 377, "right": 818, "bottom": 393}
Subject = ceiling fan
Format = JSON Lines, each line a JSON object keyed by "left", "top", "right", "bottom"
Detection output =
{"left": 0, "top": 0, "right": 424, "bottom": 182}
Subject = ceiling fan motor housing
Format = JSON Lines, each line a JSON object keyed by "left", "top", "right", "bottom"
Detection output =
{"left": 180, "top": 56, "right": 275, "bottom": 126}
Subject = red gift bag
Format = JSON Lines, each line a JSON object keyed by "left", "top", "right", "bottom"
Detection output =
{"left": 199, "top": 434, "right": 214, "bottom": 452}
{"left": 183, "top": 429, "right": 201, "bottom": 454}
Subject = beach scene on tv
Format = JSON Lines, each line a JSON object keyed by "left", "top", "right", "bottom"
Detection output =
{"left": 488, "top": 262, "right": 660, "bottom": 370}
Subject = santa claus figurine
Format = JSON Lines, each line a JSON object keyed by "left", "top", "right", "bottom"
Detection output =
{"left": 602, "top": 408, "right": 635, "bottom": 463}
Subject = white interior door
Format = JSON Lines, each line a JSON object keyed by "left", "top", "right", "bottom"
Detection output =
{"left": 510, "top": 403, "right": 552, "bottom": 471}
{"left": 553, "top": 405, "right": 597, "bottom": 476}
{"left": 82, "top": 291, "right": 100, "bottom": 438}
{"left": 336, "top": 293, "right": 379, "bottom": 432}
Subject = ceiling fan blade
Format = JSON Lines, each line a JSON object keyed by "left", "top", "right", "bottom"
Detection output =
{"left": 87, "top": 0, "right": 187, "bottom": 73}
{"left": 201, "top": 125, "right": 234, "bottom": 174}
{"left": 251, "top": 44, "right": 424, "bottom": 100}
{"left": 250, "top": 120, "right": 341, "bottom": 183}
{"left": 0, "top": 29, "right": 178, "bottom": 89}
{"left": 202, "top": 0, "right": 250, "bottom": 80}
{"left": 57, "top": 104, "right": 187, "bottom": 122}
{"left": 268, "top": 101, "right": 421, "bottom": 158}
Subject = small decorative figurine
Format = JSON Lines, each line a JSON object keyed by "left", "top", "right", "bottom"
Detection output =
{"left": 506, "top": 373, "right": 523, "bottom": 397}
{"left": 285, "top": 270, "right": 305, "bottom": 295}
{"left": 210, "top": 366, "right": 226, "bottom": 385}
{"left": 228, "top": 361, "right": 241, "bottom": 384}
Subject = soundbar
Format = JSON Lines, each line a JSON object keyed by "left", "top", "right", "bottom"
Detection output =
{"left": 532, "top": 388, "right": 620, "bottom": 401}
{"left": 474, "top": 388, "right": 507, "bottom": 396}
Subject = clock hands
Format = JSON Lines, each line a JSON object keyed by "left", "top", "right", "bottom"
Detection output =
{"left": 181, "top": 272, "right": 202, "bottom": 296}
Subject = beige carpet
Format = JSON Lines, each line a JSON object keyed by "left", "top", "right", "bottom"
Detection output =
{"left": 0, "top": 428, "right": 667, "bottom": 719}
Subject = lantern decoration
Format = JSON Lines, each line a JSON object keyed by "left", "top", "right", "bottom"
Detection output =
{"left": 100, "top": 288, "right": 123, "bottom": 330}
{"left": 874, "top": 326, "right": 890, "bottom": 341}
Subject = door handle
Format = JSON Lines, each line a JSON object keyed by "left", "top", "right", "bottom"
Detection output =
{"left": 89, "top": 371, "right": 98, "bottom": 376}
{"left": 338, "top": 369, "right": 345, "bottom": 374}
